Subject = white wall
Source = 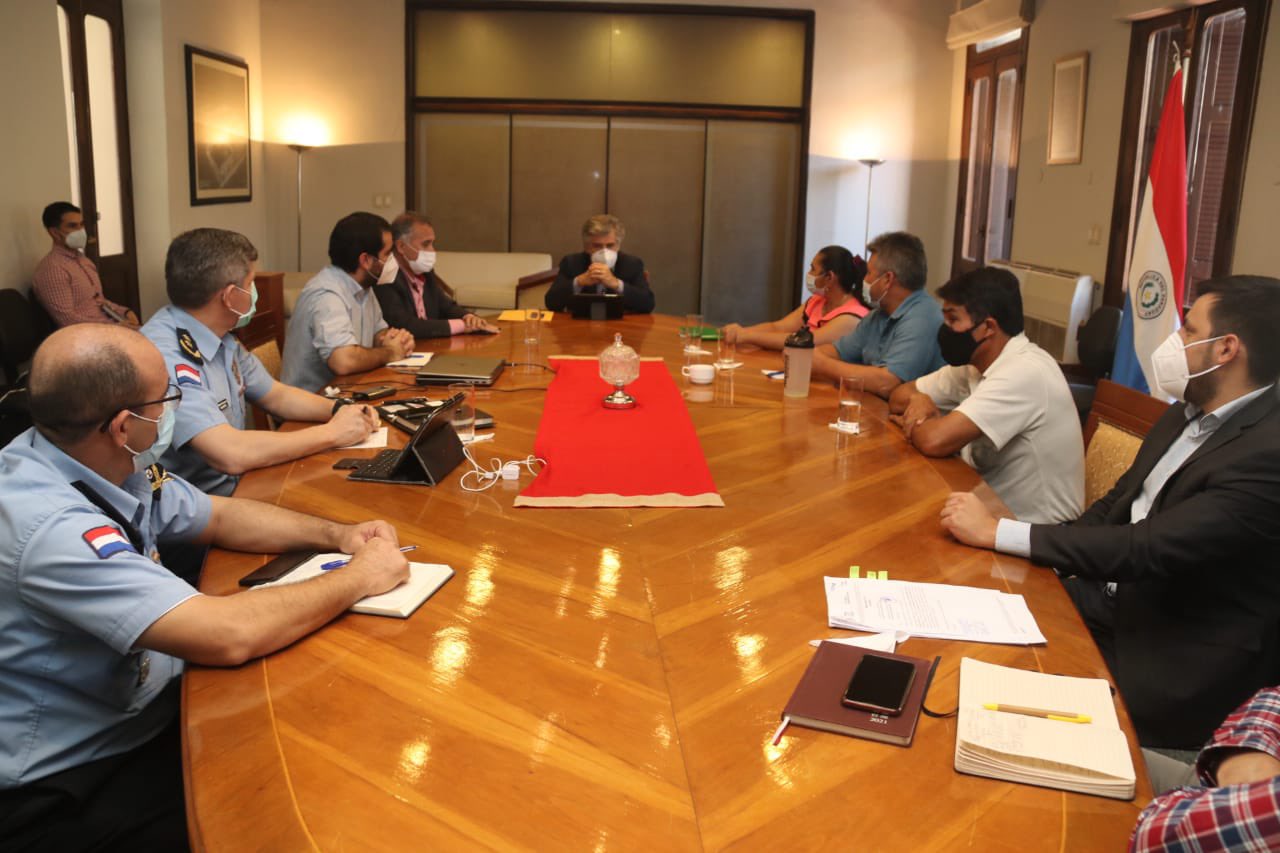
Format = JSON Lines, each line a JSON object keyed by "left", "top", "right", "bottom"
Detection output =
{"left": 1233, "top": 13, "right": 1280, "bottom": 276}
{"left": 0, "top": 1, "right": 73, "bottom": 293}
{"left": 124, "top": 0, "right": 269, "bottom": 317}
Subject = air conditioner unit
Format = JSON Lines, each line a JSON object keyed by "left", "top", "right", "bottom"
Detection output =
{"left": 989, "top": 260, "right": 1096, "bottom": 364}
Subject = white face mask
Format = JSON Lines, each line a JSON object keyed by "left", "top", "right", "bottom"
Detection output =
{"left": 805, "top": 273, "right": 824, "bottom": 296}
{"left": 375, "top": 253, "right": 399, "bottom": 285}
{"left": 407, "top": 248, "right": 436, "bottom": 275}
{"left": 64, "top": 228, "right": 88, "bottom": 251}
{"left": 862, "top": 272, "right": 888, "bottom": 309}
{"left": 1149, "top": 330, "right": 1226, "bottom": 401}
{"left": 591, "top": 248, "right": 618, "bottom": 270}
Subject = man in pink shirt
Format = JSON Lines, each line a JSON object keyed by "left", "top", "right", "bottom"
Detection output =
{"left": 32, "top": 202, "right": 139, "bottom": 328}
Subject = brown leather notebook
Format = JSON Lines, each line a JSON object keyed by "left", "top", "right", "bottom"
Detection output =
{"left": 781, "top": 643, "right": 934, "bottom": 747}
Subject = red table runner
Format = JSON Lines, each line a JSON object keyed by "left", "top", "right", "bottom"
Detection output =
{"left": 514, "top": 357, "right": 723, "bottom": 508}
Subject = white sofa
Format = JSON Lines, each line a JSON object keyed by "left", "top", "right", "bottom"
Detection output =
{"left": 282, "top": 251, "right": 555, "bottom": 317}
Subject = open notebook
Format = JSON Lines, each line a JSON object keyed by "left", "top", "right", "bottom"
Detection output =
{"left": 255, "top": 553, "right": 454, "bottom": 618}
{"left": 955, "top": 658, "right": 1137, "bottom": 800}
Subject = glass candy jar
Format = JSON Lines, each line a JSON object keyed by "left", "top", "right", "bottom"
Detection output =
{"left": 599, "top": 333, "right": 640, "bottom": 409}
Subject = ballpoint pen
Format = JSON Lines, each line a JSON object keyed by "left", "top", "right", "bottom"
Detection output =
{"left": 321, "top": 545, "right": 418, "bottom": 570}
{"left": 983, "top": 703, "right": 1092, "bottom": 724}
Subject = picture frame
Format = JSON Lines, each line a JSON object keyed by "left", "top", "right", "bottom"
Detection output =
{"left": 1047, "top": 52, "right": 1089, "bottom": 165}
{"left": 185, "top": 45, "right": 252, "bottom": 205}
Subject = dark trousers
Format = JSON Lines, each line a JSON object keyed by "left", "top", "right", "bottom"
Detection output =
{"left": 1062, "top": 576, "right": 1119, "bottom": 677}
{"left": 0, "top": 718, "right": 189, "bottom": 853}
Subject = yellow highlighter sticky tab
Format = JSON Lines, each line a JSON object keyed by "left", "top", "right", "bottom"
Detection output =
{"left": 849, "top": 566, "right": 860, "bottom": 578}
{"left": 876, "top": 570, "right": 889, "bottom": 580}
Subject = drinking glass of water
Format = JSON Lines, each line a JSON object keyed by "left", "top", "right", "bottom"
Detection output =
{"left": 838, "top": 376, "right": 862, "bottom": 433}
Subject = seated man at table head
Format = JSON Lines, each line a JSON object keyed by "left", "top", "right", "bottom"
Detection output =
{"left": 0, "top": 323, "right": 409, "bottom": 850}
{"left": 810, "top": 231, "right": 943, "bottom": 399}
{"left": 722, "top": 246, "right": 868, "bottom": 350}
{"left": 941, "top": 275, "right": 1280, "bottom": 754}
{"left": 544, "top": 213, "right": 655, "bottom": 314}
{"left": 32, "top": 201, "right": 140, "bottom": 329}
{"left": 888, "top": 266, "right": 1083, "bottom": 524}
{"left": 141, "top": 228, "right": 380, "bottom": 497}
{"left": 281, "top": 211, "right": 416, "bottom": 392}
{"left": 375, "top": 211, "right": 499, "bottom": 338}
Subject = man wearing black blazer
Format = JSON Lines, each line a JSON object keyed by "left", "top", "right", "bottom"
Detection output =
{"left": 375, "top": 212, "right": 498, "bottom": 339}
{"left": 544, "top": 214, "right": 655, "bottom": 314}
{"left": 940, "top": 275, "right": 1280, "bottom": 752}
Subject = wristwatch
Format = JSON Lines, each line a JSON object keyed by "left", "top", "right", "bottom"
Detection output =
{"left": 331, "top": 397, "right": 355, "bottom": 416}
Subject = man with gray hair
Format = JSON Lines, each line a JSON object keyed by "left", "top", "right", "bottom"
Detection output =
{"left": 0, "top": 323, "right": 408, "bottom": 850}
{"left": 141, "top": 228, "right": 379, "bottom": 498}
{"left": 811, "top": 231, "right": 943, "bottom": 399}
{"left": 374, "top": 211, "right": 498, "bottom": 337}
{"left": 544, "top": 214, "right": 655, "bottom": 314}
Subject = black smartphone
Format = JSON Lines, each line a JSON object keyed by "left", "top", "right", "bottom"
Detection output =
{"left": 841, "top": 653, "right": 917, "bottom": 716}
{"left": 353, "top": 386, "right": 396, "bottom": 401}
{"left": 237, "top": 551, "right": 315, "bottom": 587}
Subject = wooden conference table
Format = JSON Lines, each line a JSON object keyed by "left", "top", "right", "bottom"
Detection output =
{"left": 185, "top": 313, "right": 1150, "bottom": 851}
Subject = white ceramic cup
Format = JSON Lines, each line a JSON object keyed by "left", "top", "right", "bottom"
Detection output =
{"left": 682, "top": 363, "right": 715, "bottom": 384}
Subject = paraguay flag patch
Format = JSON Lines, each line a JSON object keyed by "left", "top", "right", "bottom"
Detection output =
{"left": 82, "top": 525, "right": 137, "bottom": 559}
{"left": 175, "top": 363, "right": 201, "bottom": 387}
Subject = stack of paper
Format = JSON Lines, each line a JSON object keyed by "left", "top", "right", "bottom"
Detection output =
{"left": 955, "top": 658, "right": 1136, "bottom": 799}
{"left": 387, "top": 352, "right": 434, "bottom": 372}
{"left": 823, "top": 577, "right": 1045, "bottom": 645}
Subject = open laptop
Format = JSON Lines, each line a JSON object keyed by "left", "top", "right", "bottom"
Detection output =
{"left": 569, "top": 293, "right": 624, "bottom": 321}
{"left": 346, "top": 413, "right": 464, "bottom": 485}
{"left": 414, "top": 354, "right": 505, "bottom": 386}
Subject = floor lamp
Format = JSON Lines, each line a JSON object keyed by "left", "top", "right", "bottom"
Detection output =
{"left": 288, "top": 144, "right": 311, "bottom": 271}
{"left": 858, "top": 158, "right": 885, "bottom": 253}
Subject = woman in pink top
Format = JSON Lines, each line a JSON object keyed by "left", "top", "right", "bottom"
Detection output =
{"left": 722, "top": 246, "right": 868, "bottom": 350}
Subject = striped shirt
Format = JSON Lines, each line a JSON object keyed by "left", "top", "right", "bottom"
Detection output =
{"left": 31, "top": 245, "right": 130, "bottom": 327}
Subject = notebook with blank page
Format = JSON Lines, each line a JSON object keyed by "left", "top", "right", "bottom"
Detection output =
{"left": 253, "top": 553, "right": 454, "bottom": 618}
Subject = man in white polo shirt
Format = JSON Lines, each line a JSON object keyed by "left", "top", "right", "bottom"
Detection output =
{"left": 888, "top": 265, "right": 1083, "bottom": 524}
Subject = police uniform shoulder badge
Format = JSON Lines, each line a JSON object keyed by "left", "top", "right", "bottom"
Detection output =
{"left": 177, "top": 328, "right": 204, "bottom": 365}
{"left": 144, "top": 463, "right": 173, "bottom": 493}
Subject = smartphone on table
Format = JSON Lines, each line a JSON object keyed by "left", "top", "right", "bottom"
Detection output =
{"left": 840, "top": 653, "right": 917, "bottom": 716}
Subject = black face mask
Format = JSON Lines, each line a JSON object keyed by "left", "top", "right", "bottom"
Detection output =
{"left": 937, "top": 323, "right": 982, "bottom": 366}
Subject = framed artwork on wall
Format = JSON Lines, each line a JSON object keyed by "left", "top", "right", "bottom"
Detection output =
{"left": 1048, "top": 51, "right": 1089, "bottom": 165}
{"left": 185, "top": 45, "right": 251, "bottom": 205}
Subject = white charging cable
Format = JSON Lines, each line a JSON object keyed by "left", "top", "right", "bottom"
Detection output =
{"left": 459, "top": 445, "right": 547, "bottom": 492}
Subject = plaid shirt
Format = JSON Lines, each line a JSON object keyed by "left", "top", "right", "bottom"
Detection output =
{"left": 1131, "top": 687, "right": 1280, "bottom": 852}
{"left": 31, "top": 245, "right": 129, "bottom": 326}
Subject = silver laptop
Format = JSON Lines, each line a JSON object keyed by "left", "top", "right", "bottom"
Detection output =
{"left": 415, "top": 354, "right": 505, "bottom": 386}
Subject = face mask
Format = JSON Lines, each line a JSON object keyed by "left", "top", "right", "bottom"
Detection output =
{"left": 375, "top": 253, "right": 399, "bottom": 285}
{"left": 229, "top": 281, "right": 258, "bottom": 329}
{"left": 408, "top": 248, "right": 436, "bottom": 275}
{"left": 591, "top": 248, "right": 618, "bottom": 270}
{"left": 805, "top": 273, "right": 825, "bottom": 296}
{"left": 64, "top": 228, "right": 88, "bottom": 251}
{"left": 937, "top": 323, "right": 983, "bottom": 367}
{"left": 862, "top": 272, "right": 888, "bottom": 309}
{"left": 1150, "top": 330, "right": 1226, "bottom": 401}
{"left": 124, "top": 400, "right": 177, "bottom": 473}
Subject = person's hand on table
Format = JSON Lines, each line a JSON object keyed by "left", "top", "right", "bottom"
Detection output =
{"left": 335, "top": 519, "right": 400, "bottom": 553}
{"left": 940, "top": 491, "right": 998, "bottom": 549}
{"left": 343, "top": 536, "right": 411, "bottom": 597}
{"left": 462, "top": 313, "right": 499, "bottom": 334}
{"left": 898, "top": 393, "right": 941, "bottom": 441}
{"left": 1215, "top": 750, "right": 1280, "bottom": 786}
{"left": 327, "top": 403, "right": 379, "bottom": 446}
{"left": 378, "top": 327, "right": 415, "bottom": 359}
{"left": 721, "top": 323, "right": 743, "bottom": 344}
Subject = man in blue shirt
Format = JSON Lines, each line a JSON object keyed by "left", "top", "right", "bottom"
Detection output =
{"left": 142, "top": 228, "right": 379, "bottom": 497}
{"left": 0, "top": 324, "right": 410, "bottom": 850}
{"left": 282, "top": 212, "right": 416, "bottom": 392}
{"left": 811, "top": 231, "right": 944, "bottom": 398}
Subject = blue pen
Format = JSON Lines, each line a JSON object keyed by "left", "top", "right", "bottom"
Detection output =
{"left": 320, "top": 545, "right": 417, "bottom": 570}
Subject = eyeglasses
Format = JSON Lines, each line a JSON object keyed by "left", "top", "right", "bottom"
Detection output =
{"left": 99, "top": 382, "right": 183, "bottom": 432}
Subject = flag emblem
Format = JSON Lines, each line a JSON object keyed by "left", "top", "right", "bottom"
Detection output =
{"left": 1136, "top": 272, "right": 1169, "bottom": 320}
{"left": 82, "top": 525, "right": 137, "bottom": 559}
{"left": 175, "top": 363, "right": 201, "bottom": 387}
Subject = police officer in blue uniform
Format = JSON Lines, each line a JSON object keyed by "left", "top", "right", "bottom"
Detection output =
{"left": 0, "top": 324, "right": 410, "bottom": 851}
{"left": 141, "top": 228, "right": 379, "bottom": 499}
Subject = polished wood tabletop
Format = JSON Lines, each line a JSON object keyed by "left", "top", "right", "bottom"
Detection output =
{"left": 184, "top": 313, "right": 1150, "bottom": 851}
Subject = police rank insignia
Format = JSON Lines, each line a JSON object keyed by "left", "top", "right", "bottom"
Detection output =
{"left": 177, "top": 328, "right": 203, "bottom": 364}
{"left": 144, "top": 463, "right": 173, "bottom": 493}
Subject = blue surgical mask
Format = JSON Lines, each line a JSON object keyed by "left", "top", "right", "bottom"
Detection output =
{"left": 125, "top": 400, "right": 177, "bottom": 473}
{"left": 230, "top": 281, "right": 258, "bottom": 329}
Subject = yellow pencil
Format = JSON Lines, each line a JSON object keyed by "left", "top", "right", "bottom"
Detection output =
{"left": 983, "top": 703, "right": 1092, "bottom": 724}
